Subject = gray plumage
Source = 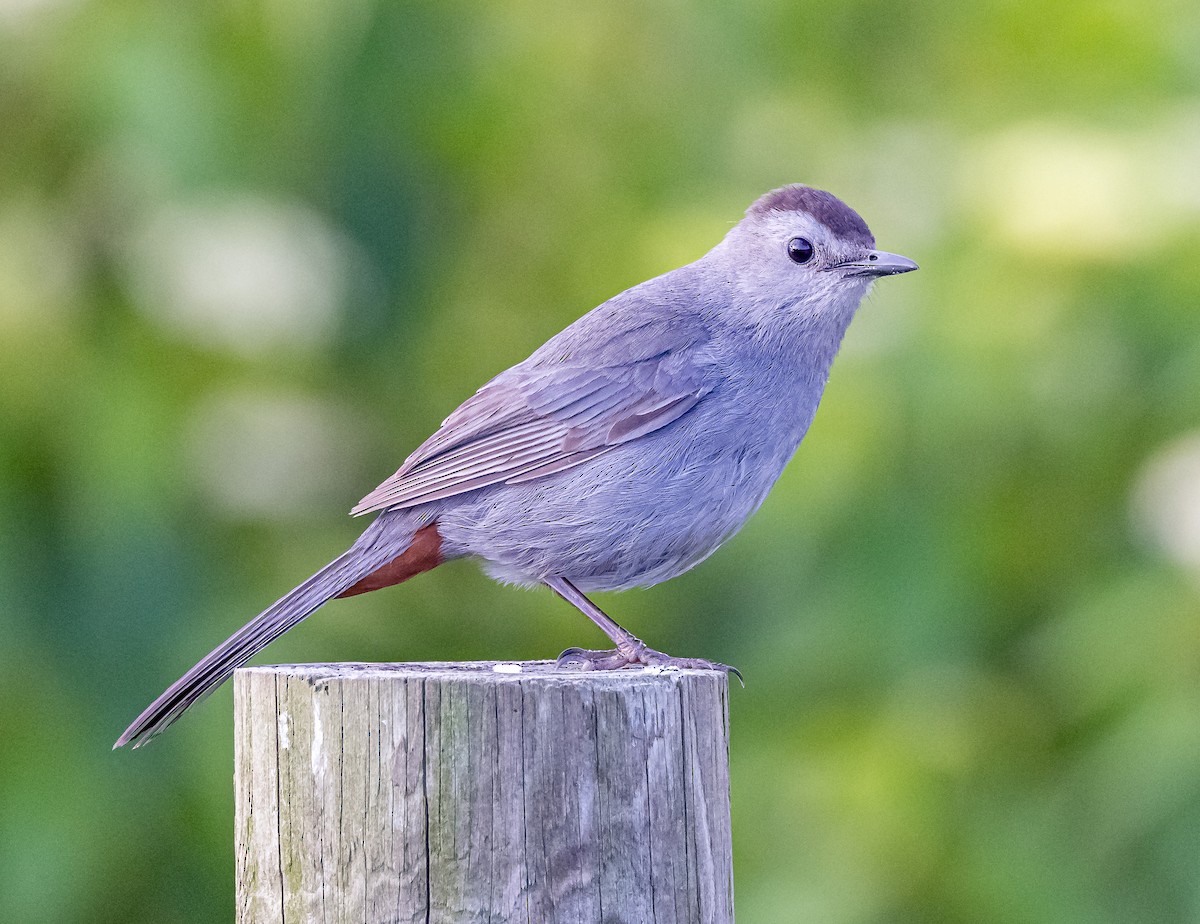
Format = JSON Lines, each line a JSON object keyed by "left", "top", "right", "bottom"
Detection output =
{"left": 116, "top": 184, "right": 917, "bottom": 748}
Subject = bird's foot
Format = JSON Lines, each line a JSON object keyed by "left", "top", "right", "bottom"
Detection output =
{"left": 556, "top": 645, "right": 743, "bottom": 685}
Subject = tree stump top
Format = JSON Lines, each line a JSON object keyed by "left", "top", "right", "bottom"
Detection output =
{"left": 240, "top": 659, "right": 729, "bottom": 686}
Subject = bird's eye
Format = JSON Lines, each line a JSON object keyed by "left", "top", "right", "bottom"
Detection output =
{"left": 787, "top": 237, "right": 814, "bottom": 264}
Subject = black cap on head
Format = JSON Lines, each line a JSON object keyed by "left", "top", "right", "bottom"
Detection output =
{"left": 747, "top": 185, "right": 875, "bottom": 248}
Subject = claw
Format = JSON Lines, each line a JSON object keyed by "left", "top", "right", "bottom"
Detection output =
{"left": 555, "top": 647, "right": 630, "bottom": 671}
{"left": 555, "top": 646, "right": 588, "bottom": 669}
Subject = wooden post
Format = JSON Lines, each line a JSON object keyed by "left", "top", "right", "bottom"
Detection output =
{"left": 234, "top": 661, "right": 734, "bottom": 924}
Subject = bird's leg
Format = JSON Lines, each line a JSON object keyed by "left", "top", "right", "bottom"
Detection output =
{"left": 543, "top": 576, "right": 648, "bottom": 669}
{"left": 542, "top": 576, "right": 741, "bottom": 681}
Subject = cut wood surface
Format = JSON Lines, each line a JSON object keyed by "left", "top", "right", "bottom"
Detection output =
{"left": 234, "top": 661, "right": 734, "bottom": 924}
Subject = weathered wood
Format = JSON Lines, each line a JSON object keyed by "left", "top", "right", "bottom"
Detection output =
{"left": 234, "top": 661, "right": 734, "bottom": 923}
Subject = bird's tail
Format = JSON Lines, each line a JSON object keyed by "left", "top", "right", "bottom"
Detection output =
{"left": 114, "top": 513, "right": 420, "bottom": 749}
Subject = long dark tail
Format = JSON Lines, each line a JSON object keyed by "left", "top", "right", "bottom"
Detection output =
{"left": 114, "top": 514, "right": 419, "bottom": 749}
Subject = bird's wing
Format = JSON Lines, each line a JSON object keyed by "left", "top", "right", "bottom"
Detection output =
{"left": 350, "top": 333, "right": 712, "bottom": 515}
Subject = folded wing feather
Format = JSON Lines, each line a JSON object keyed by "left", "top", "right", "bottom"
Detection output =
{"left": 350, "top": 344, "right": 712, "bottom": 516}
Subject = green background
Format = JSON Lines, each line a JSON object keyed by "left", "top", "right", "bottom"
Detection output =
{"left": 2, "top": 1, "right": 1199, "bottom": 921}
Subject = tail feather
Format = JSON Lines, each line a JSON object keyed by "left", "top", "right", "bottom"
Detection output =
{"left": 114, "top": 516, "right": 415, "bottom": 749}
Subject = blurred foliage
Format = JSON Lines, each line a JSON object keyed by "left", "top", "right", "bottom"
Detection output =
{"left": 2, "top": 0, "right": 1200, "bottom": 921}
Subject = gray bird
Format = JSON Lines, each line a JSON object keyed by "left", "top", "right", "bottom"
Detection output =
{"left": 116, "top": 184, "right": 917, "bottom": 748}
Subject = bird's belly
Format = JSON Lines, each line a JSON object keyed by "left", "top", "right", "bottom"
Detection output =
{"left": 434, "top": 420, "right": 791, "bottom": 591}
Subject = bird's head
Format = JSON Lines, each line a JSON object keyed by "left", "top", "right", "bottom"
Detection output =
{"left": 709, "top": 184, "right": 917, "bottom": 327}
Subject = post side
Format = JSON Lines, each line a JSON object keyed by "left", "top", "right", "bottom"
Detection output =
{"left": 234, "top": 661, "right": 734, "bottom": 924}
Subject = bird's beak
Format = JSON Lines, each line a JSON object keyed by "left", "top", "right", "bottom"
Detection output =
{"left": 832, "top": 250, "right": 919, "bottom": 278}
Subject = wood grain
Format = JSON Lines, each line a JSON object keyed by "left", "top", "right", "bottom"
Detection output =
{"left": 234, "top": 662, "right": 734, "bottom": 923}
